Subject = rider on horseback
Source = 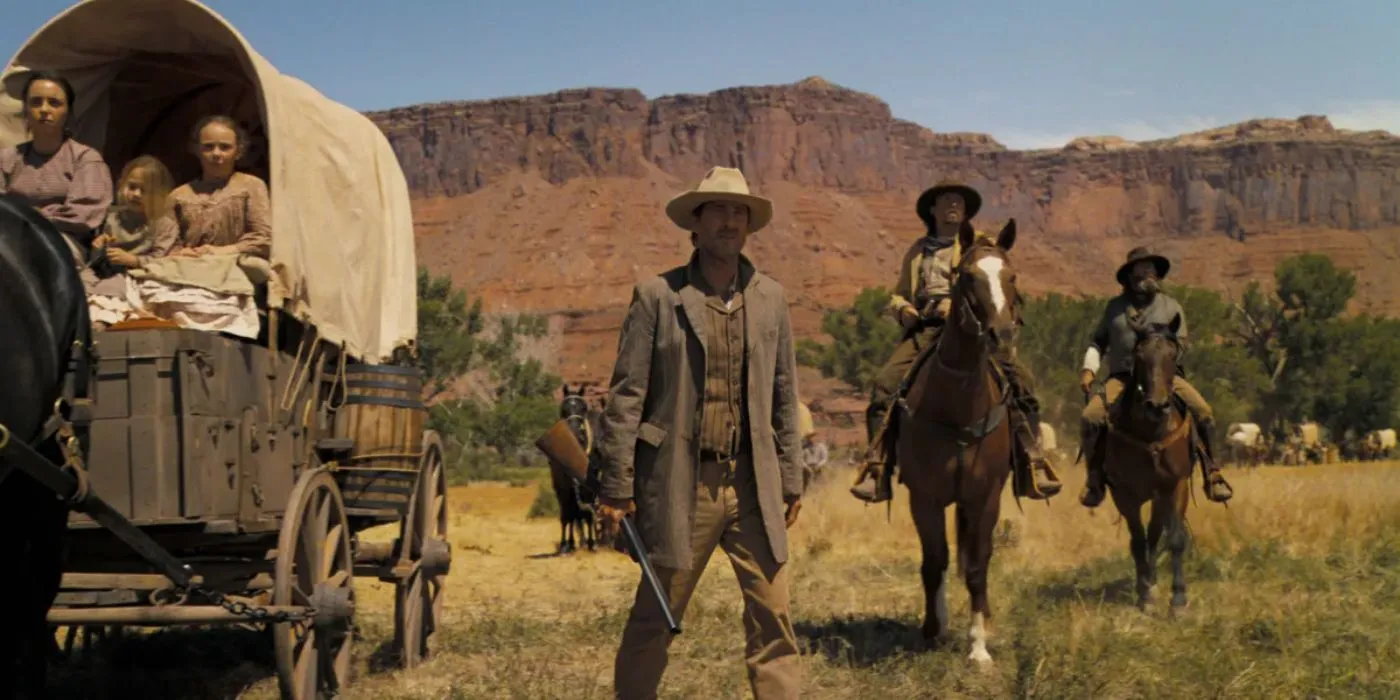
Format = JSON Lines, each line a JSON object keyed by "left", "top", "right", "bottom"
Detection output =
{"left": 850, "top": 180, "right": 1063, "bottom": 504}
{"left": 1077, "top": 247, "right": 1234, "bottom": 507}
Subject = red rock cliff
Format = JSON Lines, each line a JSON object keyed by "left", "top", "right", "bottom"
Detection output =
{"left": 367, "top": 77, "right": 1400, "bottom": 391}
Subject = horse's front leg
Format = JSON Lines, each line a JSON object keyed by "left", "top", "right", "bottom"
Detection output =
{"left": 959, "top": 485, "right": 1003, "bottom": 665}
{"left": 1166, "top": 482, "right": 1191, "bottom": 615}
{"left": 1118, "top": 498, "right": 1152, "bottom": 611}
{"left": 908, "top": 490, "right": 950, "bottom": 647}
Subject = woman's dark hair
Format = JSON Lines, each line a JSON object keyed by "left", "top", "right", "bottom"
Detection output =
{"left": 22, "top": 72, "right": 77, "bottom": 138}
{"left": 22, "top": 71, "right": 76, "bottom": 108}
{"left": 188, "top": 114, "right": 252, "bottom": 162}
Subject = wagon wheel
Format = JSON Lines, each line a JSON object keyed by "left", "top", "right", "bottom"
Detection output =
{"left": 393, "top": 430, "right": 451, "bottom": 668}
{"left": 273, "top": 467, "right": 356, "bottom": 700}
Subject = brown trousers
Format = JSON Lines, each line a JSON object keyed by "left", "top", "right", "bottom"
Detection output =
{"left": 1082, "top": 375, "right": 1213, "bottom": 427}
{"left": 613, "top": 457, "right": 800, "bottom": 700}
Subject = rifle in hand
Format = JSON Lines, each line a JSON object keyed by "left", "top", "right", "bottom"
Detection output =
{"left": 535, "top": 419, "right": 681, "bottom": 635}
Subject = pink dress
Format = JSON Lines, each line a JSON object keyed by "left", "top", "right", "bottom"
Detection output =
{"left": 0, "top": 139, "right": 113, "bottom": 241}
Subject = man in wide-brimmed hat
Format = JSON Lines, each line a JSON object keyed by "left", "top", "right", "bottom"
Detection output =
{"left": 850, "top": 179, "right": 1063, "bottom": 504}
{"left": 1078, "top": 246, "right": 1234, "bottom": 506}
{"left": 594, "top": 166, "right": 803, "bottom": 699}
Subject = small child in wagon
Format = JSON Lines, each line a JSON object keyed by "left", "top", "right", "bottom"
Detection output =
{"left": 86, "top": 155, "right": 179, "bottom": 327}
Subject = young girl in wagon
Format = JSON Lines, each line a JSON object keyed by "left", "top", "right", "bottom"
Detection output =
{"left": 121, "top": 114, "right": 270, "bottom": 338}
{"left": 86, "top": 155, "right": 180, "bottom": 327}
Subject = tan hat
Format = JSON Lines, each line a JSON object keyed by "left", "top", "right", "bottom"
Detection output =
{"left": 797, "top": 402, "right": 815, "bottom": 439}
{"left": 665, "top": 166, "right": 773, "bottom": 233}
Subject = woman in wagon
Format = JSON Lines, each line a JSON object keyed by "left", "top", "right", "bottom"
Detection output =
{"left": 0, "top": 71, "right": 114, "bottom": 273}
{"left": 85, "top": 155, "right": 181, "bottom": 327}
{"left": 125, "top": 114, "right": 271, "bottom": 338}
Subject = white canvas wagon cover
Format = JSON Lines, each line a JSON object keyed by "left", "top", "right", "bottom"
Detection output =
{"left": 0, "top": 0, "right": 417, "bottom": 362}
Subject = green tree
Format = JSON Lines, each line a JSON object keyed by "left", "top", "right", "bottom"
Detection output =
{"left": 1275, "top": 253, "right": 1356, "bottom": 322}
{"left": 415, "top": 267, "right": 561, "bottom": 482}
{"left": 1165, "top": 283, "right": 1271, "bottom": 441}
{"left": 796, "top": 286, "right": 903, "bottom": 392}
{"left": 1017, "top": 292, "right": 1104, "bottom": 439}
{"left": 417, "top": 267, "right": 487, "bottom": 401}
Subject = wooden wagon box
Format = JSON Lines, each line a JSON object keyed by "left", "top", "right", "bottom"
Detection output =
{"left": 70, "top": 329, "right": 300, "bottom": 531}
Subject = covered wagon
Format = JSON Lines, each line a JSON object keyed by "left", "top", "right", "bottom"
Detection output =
{"left": 1, "top": 1, "right": 449, "bottom": 697}
{"left": 1363, "top": 428, "right": 1397, "bottom": 461}
{"left": 1225, "top": 422, "right": 1265, "bottom": 467}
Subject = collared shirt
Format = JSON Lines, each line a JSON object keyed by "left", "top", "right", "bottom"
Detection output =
{"left": 687, "top": 257, "right": 750, "bottom": 458}
{"left": 888, "top": 229, "right": 988, "bottom": 321}
{"left": 1084, "top": 292, "right": 1188, "bottom": 376}
{"left": 915, "top": 236, "right": 958, "bottom": 311}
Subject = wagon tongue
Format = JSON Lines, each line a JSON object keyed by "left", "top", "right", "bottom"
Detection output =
{"left": 0, "top": 424, "right": 194, "bottom": 589}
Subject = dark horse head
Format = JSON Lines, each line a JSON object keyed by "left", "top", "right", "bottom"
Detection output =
{"left": 1129, "top": 314, "right": 1184, "bottom": 419}
{"left": 560, "top": 382, "right": 589, "bottom": 422}
{"left": 559, "top": 382, "right": 595, "bottom": 451}
{"left": 0, "top": 192, "right": 90, "bottom": 695}
{"left": 551, "top": 383, "right": 610, "bottom": 552}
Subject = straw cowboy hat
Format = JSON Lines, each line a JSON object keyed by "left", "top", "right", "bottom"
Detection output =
{"left": 1116, "top": 246, "right": 1171, "bottom": 286}
{"left": 916, "top": 179, "right": 982, "bottom": 227}
{"left": 665, "top": 166, "right": 774, "bottom": 233}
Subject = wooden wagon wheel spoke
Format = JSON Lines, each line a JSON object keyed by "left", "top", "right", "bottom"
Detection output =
{"left": 313, "top": 491, "right": 331, "bottom": 550}
{"left": 393, "top": 430, "right": 451, "bottom": 669}
{"left": 294, "top": 627, "right": 318, "bottom": 697}
{"left": 275, "top": 467, "right": 354, "bottom": 700}
{"left": 320, "top": 523, "right": 343, "bottom": 580}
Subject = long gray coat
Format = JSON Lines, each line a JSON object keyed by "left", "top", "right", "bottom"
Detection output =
{"left": 597, "top": 253, "right": 804, "bottom": 570}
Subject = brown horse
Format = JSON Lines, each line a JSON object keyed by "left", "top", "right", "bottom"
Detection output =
{"left": 1101, "top": 314, "right": 1194, "bottom": 614}
{"left": 898, "top": 219, "right": 1020, "bottom": 665}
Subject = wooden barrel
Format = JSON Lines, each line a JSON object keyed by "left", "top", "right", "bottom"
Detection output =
{"left": 332, "top": 363, "right": 427, "bottom": 517}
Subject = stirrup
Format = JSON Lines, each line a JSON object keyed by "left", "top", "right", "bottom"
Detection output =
{"left": 1205, "top": 472, "right": 1233, "bottom": 502}
{"left": 1027, "top": 464, "right": 1062, "bottom": 499}
{"left": 851, "top": 478, "right": 892, "bottom": 503}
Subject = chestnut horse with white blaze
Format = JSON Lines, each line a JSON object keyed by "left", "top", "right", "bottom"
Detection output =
{"left": 897, "top": 219, "right": 1021, "bottom": 665}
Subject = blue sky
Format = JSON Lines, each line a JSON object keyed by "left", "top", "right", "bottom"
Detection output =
{"left": 4, "top": 0, "right": 1397, "bottom": 149}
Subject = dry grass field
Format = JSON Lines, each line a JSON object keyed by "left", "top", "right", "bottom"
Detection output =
{"left": 48, "top": 460, "right": 1400, "bottom": 699}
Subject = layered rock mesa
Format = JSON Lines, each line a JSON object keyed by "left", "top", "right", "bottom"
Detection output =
{"left": 367, "top": 76, "right": 1400, "bottom": 385}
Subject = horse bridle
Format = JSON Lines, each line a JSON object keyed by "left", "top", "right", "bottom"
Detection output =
{"left": 561, "top": 394, "right": 588, "bottom": 419}
{"left": 932, "top": 245, "right": 1015, "bottom": 377}
{"left": 1129, "top": 325, "right": 1182, "bottom": 404}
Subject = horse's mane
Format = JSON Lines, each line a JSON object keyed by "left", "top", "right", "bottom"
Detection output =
{"left": 0, "top": 194, "right": 88, "bottom": 440}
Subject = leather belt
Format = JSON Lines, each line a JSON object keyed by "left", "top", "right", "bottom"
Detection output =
{"left": 698, "top": 449, "right": 732, "bottom": 463}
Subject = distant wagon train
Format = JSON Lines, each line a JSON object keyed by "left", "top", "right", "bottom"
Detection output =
{"left": 1225, "top": 422, "right": 1266, "bottom": 467}
{"left": 1362, "top": 428, "right": 1396, "bottom": 461}
{"left": 1, "top": 1, "right": 449, "bottom": 698}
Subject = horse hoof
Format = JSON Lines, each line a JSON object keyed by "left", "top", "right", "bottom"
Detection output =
{"left": 1137, "top": 598, "right": 1155, "bottom": 614}
{"left": 967, "top": 647, "right": 993, "bottom": 665}
{"left": 1169, "top": 598, "right": 1188, "bottom": 617}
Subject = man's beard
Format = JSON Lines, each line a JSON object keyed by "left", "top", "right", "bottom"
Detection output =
{"left": 1132, "top": 278, "right": 1159, "bottom": 296}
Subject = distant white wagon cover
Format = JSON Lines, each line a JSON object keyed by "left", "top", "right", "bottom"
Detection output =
{"left": 1226, "top": 423, "right": 1262, "bottom": 446}
{"left": 1366, "top": 428, "right": 1397, "bottom": 451}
